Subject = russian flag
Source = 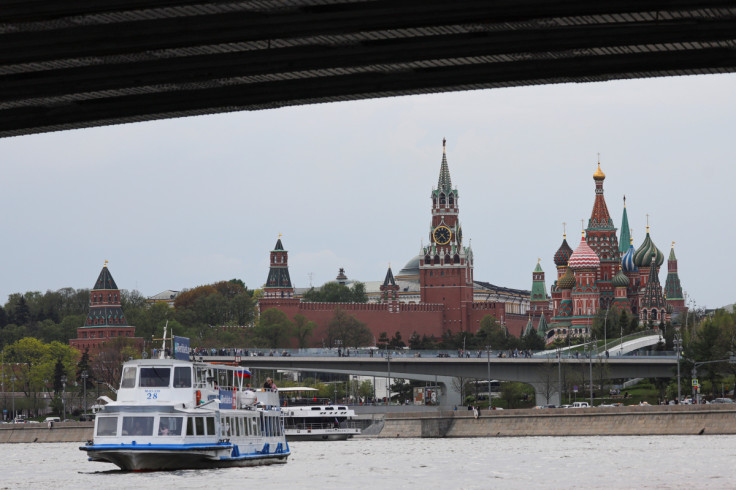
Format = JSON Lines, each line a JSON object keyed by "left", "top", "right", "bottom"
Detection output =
{"left": 235, "top": 369, "right": 251, "bottom": 378}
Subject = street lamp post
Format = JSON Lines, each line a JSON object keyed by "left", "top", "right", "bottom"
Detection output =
{"left": 557, "top": 347, "right": 562, "bottom": 406}
{"left": 385, "top": 346, "right": 391, "bottom": 406}
{"left": 603, "top": 305, "right": 610, "bottom": 354}
{"left": 60, "top": 375, "right": 67, "bottom": 420}
{"left": 486, "top": 345, "right": 491, "bottom": 409}
{"left": 11, "top": 376, "right": 15, "bottom": 421}
{"left": 81, "top": 370, "right": 89, "bottom": 415}
{"left": 588, "top": 338, "right": 595, "bottom": 406}
{"left": 674, "top": 333, "right": 682, "bottom": 402}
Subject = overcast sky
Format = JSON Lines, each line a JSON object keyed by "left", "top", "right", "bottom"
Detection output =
{"left": 1, "top": 73, "right": 733, "bottom": 310}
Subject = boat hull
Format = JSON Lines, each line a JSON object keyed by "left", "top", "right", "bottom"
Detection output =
{"left": 285, "top": 428, "right": 360, "bottom": 441}
{"left": 81, "top": 444, "right": 289, "bottom": 471}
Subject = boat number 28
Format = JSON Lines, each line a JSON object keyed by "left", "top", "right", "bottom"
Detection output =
{"left": 146, "top": 392, "right": 159, "bottom": 399}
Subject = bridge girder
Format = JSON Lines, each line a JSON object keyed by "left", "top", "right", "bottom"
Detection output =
{"left": 1, "top": 1, "right": 736, "bottom": 137}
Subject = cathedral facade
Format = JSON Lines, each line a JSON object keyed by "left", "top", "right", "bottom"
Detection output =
{"left": 545, "top": 163, "right": 687, "bottom": 343}
{"left": 258, "top": 141, "right": 530, "bottom": 345}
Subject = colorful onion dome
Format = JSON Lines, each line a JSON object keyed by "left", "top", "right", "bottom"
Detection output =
{"left": 567, "top": 232, "right": 601, "bottom": 270}
{"left": 633, "top": 229, "right": 664, "bottom": 268}
{"left": 612, "top": 268, "right": 629, "bottom": 288}
{"left": 621, "top": 241, "right": 638, "bottom": 272}
{"left": 593, "top": 162, "right": 606, "bottom": 180}
{"left": 554, "top": 235, "right": 573, "bottom": 266}
{"left": 557, "top": 267, "right": 576, "bottom": 289}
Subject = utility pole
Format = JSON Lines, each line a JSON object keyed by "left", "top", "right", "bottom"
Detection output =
{"left": 486, "top": 345, "right": 491, "bottom": 409}
{"left": 674, "top": 333, "right": 682, "bottom": 402}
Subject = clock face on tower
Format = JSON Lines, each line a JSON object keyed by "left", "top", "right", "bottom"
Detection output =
{"left": 433, "top": 225, "right": 452, "bottom": 245}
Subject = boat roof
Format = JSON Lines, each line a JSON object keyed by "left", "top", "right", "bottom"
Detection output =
{"left": 277, "top": 387, "right": 319, "bottom": 392}
{"left": 123, "top": 358, "right": 250, "bottom": 372}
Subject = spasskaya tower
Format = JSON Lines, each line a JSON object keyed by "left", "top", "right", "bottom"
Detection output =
{"left": 419, "top": 139, "right": 474, "bottom": 331}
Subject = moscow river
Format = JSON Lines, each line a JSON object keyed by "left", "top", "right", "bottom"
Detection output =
{"left": 2, "top": 436, "right": 734, "bottom": 489}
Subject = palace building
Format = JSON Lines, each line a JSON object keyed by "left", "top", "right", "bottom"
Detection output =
{"left": 545, "top": 163, "right": 687, "bottom": 343}
{"left": 258, "top": 140, "right": 531, "bottom": 344}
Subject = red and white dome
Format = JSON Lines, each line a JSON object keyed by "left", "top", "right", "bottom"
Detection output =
{"left": 567, "top": 233, "right": 600, "bottom": 270}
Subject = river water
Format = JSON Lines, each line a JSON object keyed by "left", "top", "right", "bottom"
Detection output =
{"left": 2, "top": 436, "right": 734, "bottom": 489}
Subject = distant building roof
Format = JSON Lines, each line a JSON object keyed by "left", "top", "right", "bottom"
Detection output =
{"left": 147, "top": 290, "right": 180, "bottom": 301}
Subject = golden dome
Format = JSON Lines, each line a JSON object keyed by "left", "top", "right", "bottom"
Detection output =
{"left": 593, "top": 162, "right": 606, "bottom": 180}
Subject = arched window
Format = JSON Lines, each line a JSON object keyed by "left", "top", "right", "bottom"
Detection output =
{"left": 444, "top": 254, "right": 451, "bottom": 264}
{"left": 439, "top": 193, "right": 446, "bottom": 205}
{"left": 448, "top": 194, "right": 454, "bottom": 206}
{"left": 433, "top": 255, "right": 440, "bottom": 265}
{"left": 454, "top": 254, "right": 460, "bottom": 264}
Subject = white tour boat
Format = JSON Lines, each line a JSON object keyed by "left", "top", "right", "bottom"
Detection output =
{"left": 80, "top": 351, "right": 289, "bottom": 470}
{"left": 280, "top": 387, "right": 361, "bottom": 441}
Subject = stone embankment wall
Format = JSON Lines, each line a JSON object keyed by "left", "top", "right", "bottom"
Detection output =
{"left": 0, "top": 422, "right": 93, "bottom": 443}
{"left": 378, "top": 405, "right": 736, "bottom": 438}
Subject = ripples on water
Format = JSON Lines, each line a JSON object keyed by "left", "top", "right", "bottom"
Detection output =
{"left": 2, "top": 436, "right": 734, "bottom": 489}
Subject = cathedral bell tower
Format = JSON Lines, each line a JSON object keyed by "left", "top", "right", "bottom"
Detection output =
{"left": 419, "top": 139, "right": 474, "bottom": 331}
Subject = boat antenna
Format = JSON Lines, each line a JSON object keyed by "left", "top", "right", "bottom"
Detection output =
{"left": 159, "top": 320, "right": 168, "bottom": 359}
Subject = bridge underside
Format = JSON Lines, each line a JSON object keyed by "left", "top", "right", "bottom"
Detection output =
{"left": 2, "top": 1, "right": 736, "bottom": 137}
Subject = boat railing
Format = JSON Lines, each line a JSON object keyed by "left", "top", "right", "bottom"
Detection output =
{"left": 284, "top": 421, "right": 361, "bottom": 431}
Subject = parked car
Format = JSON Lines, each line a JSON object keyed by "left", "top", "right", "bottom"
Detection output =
{"left": 44, "top": 417, "right": 61, "bottom": 423}
{"left": 711, "top": 398, "right": 734, "bottom": 404}
{"left": 572, "top": 401, "right": 590, "bottom": 408}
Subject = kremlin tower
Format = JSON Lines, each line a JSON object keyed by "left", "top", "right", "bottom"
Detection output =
{"left": 69, "top": 262, "right": 142, "bottom": 356}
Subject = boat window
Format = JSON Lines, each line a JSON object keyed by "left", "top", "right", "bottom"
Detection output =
{"left": 311, "top": 407, "right": 320, "bottom": 411}
{"left": 206, "top": 417, "right": 215, "bottom": 436}
{"left": 122, "top": 417, "right": 154, "bottom": 436}
{"left": 139, "top": 367, "right": 171, "bottom": 387}
{"left": 120, "top": 367, "right": 137, "bottom": 389}
{"left": 96, "top": 416, "right": 118, "bottom": 436}
{"left": 195, "top": 417, "right": 204, "bottom": 436}
{"left": 158, "top": 417, "right": 183, "bottom": 436}
{"left": 325, "top": 407, "right": 333, "bottom": 411}
{"left": 338, "top": 407, "right": 347, "bottom": 410}
{"left": 186, "top": 417, "right": 194, "bottom": 436}
{"left": 173, "top": 367, "right": 192, "bottom": 388}
{"left": 234, "top": 417, "right": 240, "bottom": 437}
{"left": 224, "top": 417, "right": 232, "bottom": 437}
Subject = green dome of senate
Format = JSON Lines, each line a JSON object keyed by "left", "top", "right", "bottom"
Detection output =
{"left": 633, "top": 230, "right": 664, "bottom": 268}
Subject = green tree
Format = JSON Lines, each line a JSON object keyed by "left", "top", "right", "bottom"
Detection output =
{"left": 327, "top": 309, "right": 372, "bottom": 349}
{"left": 302, "top": 282, "right": 368, "bottom": 303}
{"left": 389, "top": 331, "right": 405, "bottom": 349}
{"left": 293, "top": 314, "right": 316, "bottom": 349}
{"left": 376, "top": 332, "right": 389, "bottom": 350}
{"left": 521, "top": 330, "right": 545, "bottom": 351}
{"left": 477, "top": 315, "right": 508, "bottom": 349}
{"left": 253, "top": 308, "right": 293, "bottom": 348}
{"left": 358, "top": 379, "right": 374, "bottom": 401}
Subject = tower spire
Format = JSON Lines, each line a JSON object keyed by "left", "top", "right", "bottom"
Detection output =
{"left": 618, "top": 195, "right": 631, "bottom": 254}
{"left": 437, "top": 138, "right": 452, "bottom": 193}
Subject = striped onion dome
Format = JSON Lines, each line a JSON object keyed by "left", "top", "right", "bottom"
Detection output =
{"left": 567, "top": 233, "right": 601, "bottom": 270}
{"left": 621, "top": 242, "right": 638, "bottom": 272}
{"left": 633, "top": 229, "right": 664, "bottom": 268}
{"left": 554, "top": 235, "right": 573, "bottom": 266}
{"left": 557, "top": 267, "right": 576, "bottom": 289}
{"left": 612, "top": 268, "right": 630, "bottom": 288}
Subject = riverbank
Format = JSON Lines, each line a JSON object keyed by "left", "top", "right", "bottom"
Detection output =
{"left": 0, "top": 422, "right": 93, "bottom": 443}
{"left": 3, "top": 405, "right": 736, "bottom": 442}
{"left": 375, "top": 404, "right": 736, "bottom": 438}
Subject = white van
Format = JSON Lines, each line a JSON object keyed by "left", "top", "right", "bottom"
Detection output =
{"left": 572, "top": 401, "right": 590, "bottom": 408}
{"left": 44, "top": 417, "right": 60, "bottom": 423}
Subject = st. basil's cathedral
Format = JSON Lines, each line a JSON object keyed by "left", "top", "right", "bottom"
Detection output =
{"left": 541, "top": 162, "right": 687, "bottom": 343}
